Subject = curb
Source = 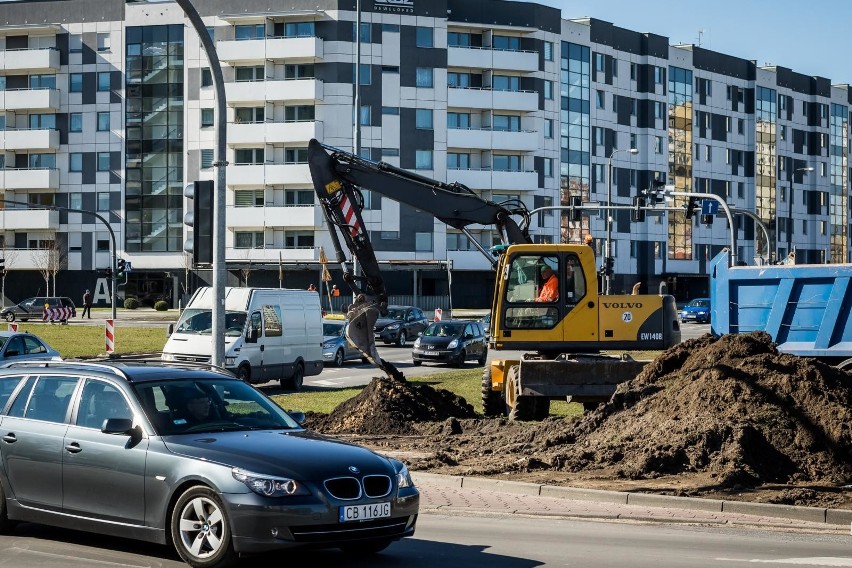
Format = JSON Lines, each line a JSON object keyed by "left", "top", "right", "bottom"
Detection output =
{"left": 412, "top": 472, "right": 852, "bottom": 527}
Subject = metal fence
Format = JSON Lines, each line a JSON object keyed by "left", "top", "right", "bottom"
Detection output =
{"left": 322, "top": 295, "right": 458, "bottom": 315}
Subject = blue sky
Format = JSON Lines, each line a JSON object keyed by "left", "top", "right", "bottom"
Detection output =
{"left": 525, "top": 0, "right": 851, "bottom": 85}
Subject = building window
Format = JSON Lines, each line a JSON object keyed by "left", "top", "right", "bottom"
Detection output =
{"left": 198, "top": 108, "right": 213, "bottom": 127}
{"left": 358, "top": 105, "right": 371, "bottom": 126}
{"left": 97, "top": 239, "right": 110, "bottom": 252}
{"left": 69, "top": 192, "right": 82, "bottom": 210}
{"left": 447, "top": 152, "right": 470, "bottom": 169}
{"left": 30, "top": 74, "right": 55, "bottom": 89}
{"left": 415, "top": 232, "right": 432, "bottom": 252}
{"left": 96, "top": 112, "right": 110, "bottom": 132}
{"left": 544, "top": 158, "right": 553, "bottom": 178}
{"left": 235, "top": 231, "right": 265, "bottom": 249}
{"left": 738, "top": 118, "right": 744, "bottom": 134}
{"left": 543, "top": 41, "right": 553, "bottom": 61}
{"left": 201, "top": 68, "right": 212, "bottom": 87}
{"left": 415, "top": 150, "right": 433, "bottom": 169}
{"left": 97, "top": 32, "right": 110, "bottom": 51}
{"left": 447, "top": 72, "right": 471, "bottom": 88}
{"left": 415, "top": 108, "right": 433, "bottom": 129}
{"left": 447, "top": 31, "right": 471, "bottom": 47}
{"left": 655, "top": 101, "right": 665, "bottom": 119}
{"left": 69, "top": 34, "right": 82, "bottom": 53}
{"left": 285, "top": 64, "right": 315, "bottom": 79}
{"left": 655, "top": 136, "right": 663, "bottom": 154}
{"left": 285, "top": 147, "right": 308, "bottom": 164}
{"left": 492, "top": 35, "right": 520, "bottom": 51}
{"left": 235, "top": 66, "right": 265, "bottom": 82}
{"left": 97, "top": 72, "right": 111, "bottom": 92}
{"left": 234, "top": 189, "right": 264, "bottom": 207}
{"left": 235, "top": 106, "right": 264, "bottom": 123}
{"left": 284, "top": 189, "right": 314, "bottom": 205}
{"left": 416, "top": 27, "right": 434, "bottom": 48}
{"left": 382, "top": 106, "right": 400, "bottom": 116}
{"left": 382, "top": 23, "right": 400, "bottom": 33}
{"left": 447, "top": 112, "right": 470, "bottom": 128}
{"left": 235, "top": 148, "right": 264, "bottom": 165}
{"left": 357, "top": 63, "right": 371, "bottom": 85}
{"left": 544, "top": 80, "right": 553, "bottom": 100}
{"left": 97, "top": 192, "right": 110, "bottom": 212}
{"left": 544, "top": 119, "right": 553, "bottom": 138}
{"left": 284, "top": 105, "right": 314, "bottom": 122}
{"left": 492, "top": 75, "right": 519, "bottom": 91}
{"left": 284, "top": 21, "right": 314, "bottom": 38}
{"left": 493, "top": 154, "right": 521, "bottom": 171}
{"left": 69, "top": 73, "right": 83, "bottom": 93}
{"left": 97, "top": 152, "right": 110, "bottom": 172}
{"left": 69, "top": 153, "right": 83, "bottom": 172}
{"left": 596, "top": 90, "right": 605, "bottom": 109}
{"left": 284, "top": 231, "right": 313, "bottom": 248}
{"left": 70, "top": 113, "right": 83, "bottom": 133}
{"left": 201, "top": 149, "right": 214, "bottom": 169}
{"left": 235, "top": 24, "right": 265, "bottom": 40}
{"left": 493, "top": 115, "right": 520, "bottom": 132}
{"left": 381, "top": 231, "right": 400, "bottom": 240}
{"left": 415, "top": 67, "right": 433, "bottom": 88}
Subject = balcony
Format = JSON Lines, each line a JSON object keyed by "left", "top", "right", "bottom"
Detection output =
{"left": 228, "top": 247, "right": 317, "bottom": 263}
{"left": 227, "top": 163, "right": 312, "bottom": 187}
{"left": 0, "top": 168, "right": 58, "bottom": 190}
{"left": 447, "top": 128, "right": 538, "bottom": 152}
{"left": 0, "top": 47, "right": 60, "bottom": 73}
{"left": 0, "top": 208, "right": 59, "bottom": 230}
{"left": 217, "top": 36, "right": 323, "bottom": 62}
{"left": 448, "top": 46, "right": 538, "bottom": 72}
{"left": 229, "top": 120, "right": 323, "bottom": 145}
{"left": 0, "top": 128, "right": 59, "bottom": 151}
{"left": 227, "top": 205, "right": 323, "bottom": 229}
{"left": 0, "top": 88, "right": 60, "bottom": 111}
{"left": 446, "top": 168, "right": 538, "bottom": 191}
{"left": 447, "top": 87, "right": 538, "bottom": 112}
{"left": 226, "top": 79, "right": 323, "bottom": 104}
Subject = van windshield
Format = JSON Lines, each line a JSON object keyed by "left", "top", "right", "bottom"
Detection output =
{"left": 175, "top": 309, "right": 247, "bottom": 336}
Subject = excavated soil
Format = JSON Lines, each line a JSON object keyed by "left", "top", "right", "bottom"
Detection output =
{"left": 305, "top": 332, "right": 852, "bottom": 509}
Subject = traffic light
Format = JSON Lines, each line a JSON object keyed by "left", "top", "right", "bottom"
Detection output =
{"left": 184, "top": 180, "right": 214, "bottom": 266}
{"left": 647, "top": 179, "right": 668, "bottom": 203}
{"left": 116, "top": 258, "right": 126, "bottom": 278}
{"left": 684, "top": 196, "right": 700, "bottom": 220}
{"left": 0, "top": 257, "right": 4, "bottom": 276}
{"left": 599, "top": 256, "right": 614, "bottom": 276}
{"left": 569, "top": 196, "right": 582, "bottom": 222}
{"left": 701, "top": 214, "right": 714, "bottom": 225}
{"left": 631, "top": 195, "right": 646, "bottom": 222}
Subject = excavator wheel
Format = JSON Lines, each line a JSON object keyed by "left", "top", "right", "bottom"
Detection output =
{"left": 480, "top": 365, "right": 502, "bottom": 417}
{"left": 503, "top": 366, "right": 536, "bottom": 421}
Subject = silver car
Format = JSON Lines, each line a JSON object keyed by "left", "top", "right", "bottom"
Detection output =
{"left": 0, "top": 361, "right": 419, "bottom": 567}
{"left": 322, "top": 319, "right": 362, "bottom": 366}
{"left": 0, "top": 332, "right": 62, "bottom": 363}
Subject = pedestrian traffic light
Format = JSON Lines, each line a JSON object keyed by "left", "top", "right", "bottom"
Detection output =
{"left": 684, "top": 196, "right": 700, "bottom": 220}
{"left": 184, "top": 180, "right": 214, "bottom": 266}
{"left": 631, "top": 195, "right": 646, "bottom": 222}
{"left": 569, "top": 196, "right": 582, "bottom": 222}
{"left": 116, "top": 258, "right": 126, "bottom": 278}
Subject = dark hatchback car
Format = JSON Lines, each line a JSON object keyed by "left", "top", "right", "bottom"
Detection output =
{"left": 0, "top": 361, "right": 419, "bottom": 567}
{"left": 374, "top": 306, "right": 428, "bottom": 347}
{"left": 1, "top": 297, "right": 76, "bottom": 323}
{"left": 412, "top": 320, "right": 488, "bottom": 367}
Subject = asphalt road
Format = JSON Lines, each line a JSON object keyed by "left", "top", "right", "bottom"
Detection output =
{"left": 0, "top": 511, "right": 847, "bottom": 568}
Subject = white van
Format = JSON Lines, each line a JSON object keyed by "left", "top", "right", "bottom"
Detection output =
{"left": 162, "top": 287, "right": 323, "bottom": 389}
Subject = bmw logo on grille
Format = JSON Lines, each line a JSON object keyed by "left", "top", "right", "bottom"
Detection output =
{"left": 348, "top": 466, "right": 360, "bottom": 474}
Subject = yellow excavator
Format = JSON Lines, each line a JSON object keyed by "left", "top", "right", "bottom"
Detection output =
{"left": 308, "top": 139, "right": 681, "bottom": 420}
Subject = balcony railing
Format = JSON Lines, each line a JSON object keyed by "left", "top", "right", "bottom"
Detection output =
{"left": 0, "top": 87, "right": 60, "bottom": 111}
{"left": 0, "top": 167, "right": 59, "bottom": 190}
{"left": 0, "top": 47, "right": 60, "bottom": 73}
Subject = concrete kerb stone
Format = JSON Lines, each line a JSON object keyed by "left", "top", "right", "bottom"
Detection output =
{"left": 412, "top": 472, "right": 849, "bottom": 527}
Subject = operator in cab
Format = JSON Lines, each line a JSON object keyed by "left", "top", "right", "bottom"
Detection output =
{"left": 536, "top": 264, "right": 559, "bottom": 302}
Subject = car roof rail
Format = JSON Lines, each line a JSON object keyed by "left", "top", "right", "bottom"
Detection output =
{"left": 0, "top": 360, "right": 131, "bottom": 379}
{"left": 84, "top": 356, "right": 237, "bottom": 378}
{"left": 0, "top": 359, "right": 235, "bottom": 380}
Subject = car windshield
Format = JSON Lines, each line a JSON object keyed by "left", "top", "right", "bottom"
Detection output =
{"left": 133, "top": 378, "right": 300, "bottom": 435}
{"left": 175, "top": 309, "right": 247, "bottom": 337}
{"left": 688, "top": 299, "right": 710, "bottom": 308}
{"left": 424, "top": 323, "right": 464, "bottom": 337}
{"left": 0, "top": 337, "right": 6, "bottom": 348}
{"left": 323, "top": 323, "right": 343, "bottom": 337}
{"left": 385, "top": 308, "right": 407, "bottom": 320}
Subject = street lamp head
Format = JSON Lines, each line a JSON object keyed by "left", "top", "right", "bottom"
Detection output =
{"left": 627, "top": 148, "right": 639, "bottom": 155}
{"left": 802, "top": 167, "right": 814, "bottom": 173}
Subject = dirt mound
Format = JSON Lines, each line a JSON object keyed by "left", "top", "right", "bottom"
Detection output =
{"left": 552, "top": 332, "right": 852, "bottom": 487}
{"left": 309, "top": 377, "right": 476, "bottom": 435}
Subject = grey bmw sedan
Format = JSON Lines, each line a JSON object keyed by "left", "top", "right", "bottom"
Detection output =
{"left": 0, "top": 361, "right": 419, "bottom": 567}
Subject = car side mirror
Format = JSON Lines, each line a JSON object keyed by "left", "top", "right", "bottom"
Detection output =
{"left": 167, "top": 323, "right": 174, "bottom": 336}
{"left": 102, "top": 418, "right": 135, "bottom": 435}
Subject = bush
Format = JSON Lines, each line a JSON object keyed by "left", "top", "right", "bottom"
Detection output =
{"left": 123, "top": 297, "right": 140, "bottom": 310}
{"left": 154, "top": 300, "right": 170, "bottom": 311}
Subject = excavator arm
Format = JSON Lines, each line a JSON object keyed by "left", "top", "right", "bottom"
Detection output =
{"left": 308, "top": 138, "right": 531, "bottom": 381}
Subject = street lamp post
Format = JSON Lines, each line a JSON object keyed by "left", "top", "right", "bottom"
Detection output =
{"left": 605, "top": 147, "right": 638, "bottom": 295}
{"left": 783, "top": 166, "right": 814, "bottom": 263}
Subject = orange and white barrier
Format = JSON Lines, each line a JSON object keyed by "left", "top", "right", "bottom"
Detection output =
{"left": 42, "top": 307, "right": 73, "bottom": 322}
{"left": 105, "top": 319, "right": 115, "bottom": 354}
{"left": 7, "top": 323, "right": 17, "bottom": 332}
{"left": 434, "top": 307, "right": 443, "bottom": 321}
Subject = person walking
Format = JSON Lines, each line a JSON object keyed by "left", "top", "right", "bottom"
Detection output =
{"left": 81, "top": 289, "right": 93, "bottom": 319}
{"left": 307, "top": 283, "right": 317, "bottom": 292}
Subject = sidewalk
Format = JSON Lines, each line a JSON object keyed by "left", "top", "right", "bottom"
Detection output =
{"left": 412, "top": 472, "right": 852, "bottom": 534}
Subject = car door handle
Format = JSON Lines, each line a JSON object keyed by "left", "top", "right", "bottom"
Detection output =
{"left": 2, "top": 434, "right": 16, "bottom": 443}
{"left": 260, "top": 345, "right": 264, "bottom": 352}
{"left": 64, "top": 442, "right": 83, "bottom": 454}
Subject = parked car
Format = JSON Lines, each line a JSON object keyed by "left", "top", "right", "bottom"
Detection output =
{"left": 0, "top": 361, "right": 419, "bottom": 566}
{"left": 480, "top": 312, "right": 492, "bottom": 339}
{"left": 374, "top": 305, "right": 429, "bottom": 347}
{"left": 412, "top": 319, "right": 488, "bottom": 367}
{"left": 322, "top": 318, "right": 362, "bottom": 366}
{"left": 680, "top": 297, "right": 711, "bottom": 323}
{"left": 1, "top": 296, "right": 76, "bottom": 323}
{"left": 0, "top": 331, "right": 62, "bottom": 363}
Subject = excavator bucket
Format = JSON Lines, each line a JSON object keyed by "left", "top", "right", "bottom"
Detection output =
{"left": 345, "top": 294, "right": 406, "bottom": 382}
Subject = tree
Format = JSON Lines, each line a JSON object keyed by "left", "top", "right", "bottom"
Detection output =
{"left": 35, "top": 238, "right": 66, "bottom": 296}
{"left": 0, "top": 244, "right": 18, "bottom": 308}
{"left": 238, "top": 248, "right": 254, "bottom": 287}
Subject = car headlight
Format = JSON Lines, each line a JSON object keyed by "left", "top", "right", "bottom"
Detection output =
{"left": 413, "top": 338, "right": 421, "bottom": 348}
{"left": 225, "top": 356, "right": 236, "bottom": 366}
{"left": 386, "top": 323, "right": 400, "bottom": 330}
{"left": 393, "top": 461, "right": 414, "bottom": 489}
{"left": 447, "top": 339, "right": 458, "bottom": 349}
{"left": 232, "top": 468, "right": 310, "bottom": 497}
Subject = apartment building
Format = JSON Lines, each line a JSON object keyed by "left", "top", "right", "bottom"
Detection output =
{"left": 0, "top": 0, "right": 847, "bottom": 307}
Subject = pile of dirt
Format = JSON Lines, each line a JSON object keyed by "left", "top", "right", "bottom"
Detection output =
{"left": 309, "top": 332, "right": 852, "bottom": 507}
{"left": 308, "top": 376, "right": 476, "bottom": 435}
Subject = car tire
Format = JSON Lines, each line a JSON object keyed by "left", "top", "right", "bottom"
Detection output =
{"left": 339, "top": 538, "right": 392, "bottom": 556}
{"left": 477, "top": 349, "right": 488, "bottom": 366}
{"left": 3, "top": 313, "right": 13, "bottom": 323}
{"left": 454, "top": 349, "right": 466, "bottom": 368}
{"left": 170, "top": 485, "right": 237, "bottom": 568}
{"left": 396, "top": 331, "right": 407, "bottom": 347}
{"left": 281, "top": 363, "right": 304, "bottom": 391}
{"left": 0, "top": 482, "right": 14, "bottom": 534}
{"left": 413, "top": 360, "right": 422, "bottom": 366}
{"left": 236, "top": 364, "right": 251, "bottom": 383}
{"left": 333, "top": 349, "right": 344, "bottom": 367}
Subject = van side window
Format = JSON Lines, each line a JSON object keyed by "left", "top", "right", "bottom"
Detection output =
{"left": 261, "top": 304, "right": 283, "bottom": 337}
{"left": 248, "top": 311, "right": 262, "bottom": 341}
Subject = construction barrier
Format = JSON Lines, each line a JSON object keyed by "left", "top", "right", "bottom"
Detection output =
{"left": 7, "top": 323, "right": 17, "bottom": 332}
{"left": 42, "top": 307, "right": 73, "bottom": 322}
{"left": 434, "top": 308, "right": 443, "bottom": 321}
{"left": 105, "top": 319, "right": 115, "bottom": 354}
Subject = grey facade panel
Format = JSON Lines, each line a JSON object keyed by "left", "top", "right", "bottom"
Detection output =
{"left": 0, "top": 0, "right": 124, "bottom": 24}
{"left": 589, "top": 19, "right": 668, "bottom": 59}
{"left": 109, "top": 191, "right": 121, "bottom": 223}
{"left": 194, "top": 0, "right": 339, "bottom": 17}
{"left": 56, "top": 113, "right": 67, "bottom": 145}
{"left": 82, "top": 71, "right": 96, "bottom": 104}
{"left": 187, "top": 68, "right": 200, "bottom": 101}
{"left": 711, "top": 113, "right": 727, "bottom": 142}
{"left": 82, "top": 152, "right": 96, "bottom": 184}
{"left": 56, "top": 32, "right": 68, "bottom": 65}
{"left": 82, "top": 32, "right": 96, "bottom": 64}
{"left": 399, "top": 108, "right": 433, "bottom": 169}
{"left": 5, "top": 35, "right": 25, "bottom": 50}
{"left": 448, "top": 0, "right": 559, "bottom": 33}
{"left": 81, "top": 192, "right": 96, "bottom": 215}
{"left": 110, "top": 71, "right": 122, "bottom": 103}
{"left": 399, "top": 26, "right": 447, "bottom": 87}
{"left": 370, "top": 207, "right": 434, "bottom": 252}
{"left": 5, "top": 75, "right": 26, "bottom": 90}
{"left": 187, "top": 150, "right": 199, "bottom": 178}
{"left": 692, "top": 46, "right": 755, "bottom": 81}
{"left": 82, "top": 231, "right": 92, "bottom": 271}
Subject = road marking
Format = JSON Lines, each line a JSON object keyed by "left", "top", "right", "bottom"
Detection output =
{"left": 312, "top": 379, "right": 344, "bottom": 386}
{"left": 716, "top": 558, "right": 852, "bottom": 566}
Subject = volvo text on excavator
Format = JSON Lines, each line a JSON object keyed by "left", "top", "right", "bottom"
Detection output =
{"left": 308, "top": 138, "right": 681, "bottom": 420}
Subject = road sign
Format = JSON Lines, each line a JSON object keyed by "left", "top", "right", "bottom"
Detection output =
{"left": 701, "top": 199, "right": 719, "bottom": 215}
{"left": 125, "top": 261, "right": 132, "bottom": 273}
